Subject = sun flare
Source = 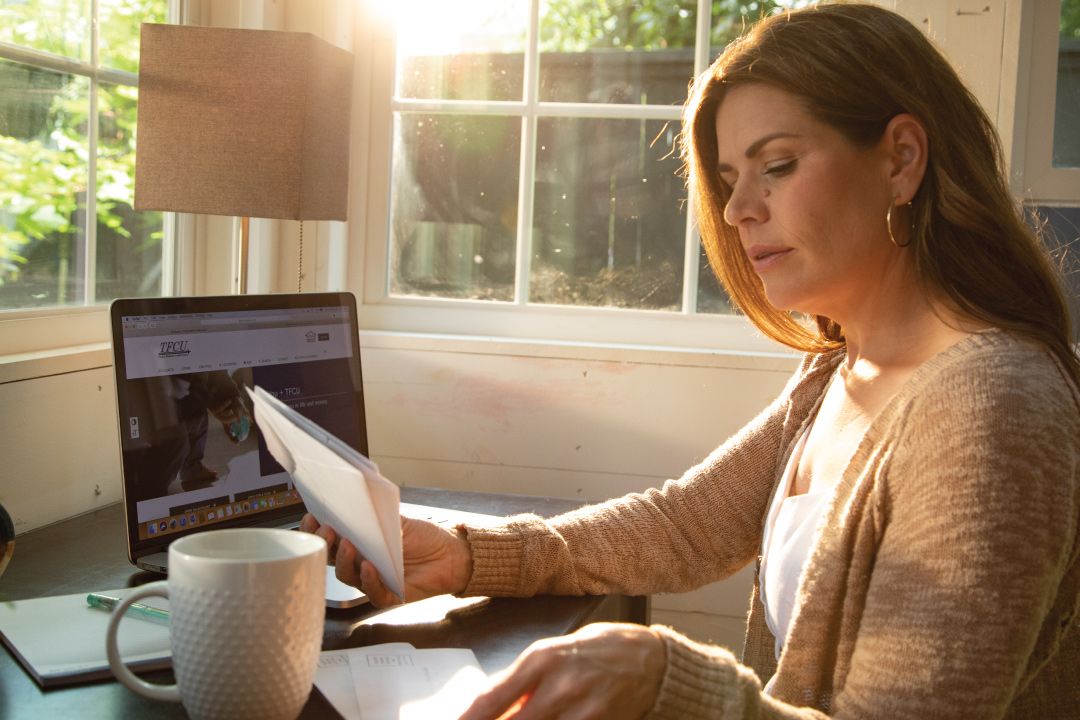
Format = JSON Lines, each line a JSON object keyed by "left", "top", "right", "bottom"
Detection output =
{"left": 369, "top": 0, "right": 528, "bottom": 58}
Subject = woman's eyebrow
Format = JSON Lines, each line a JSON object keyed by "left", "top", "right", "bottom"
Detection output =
{"left": 716, "top": 132, "right": 802, "bottom": 172}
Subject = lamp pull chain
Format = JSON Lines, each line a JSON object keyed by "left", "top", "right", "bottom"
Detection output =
{"left": 298, "top": 220, "right": 304, "bottom": 293}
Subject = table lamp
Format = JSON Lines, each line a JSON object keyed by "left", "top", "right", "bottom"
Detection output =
{"left": 134, "top": 23, "right": 354, "bottom": 292}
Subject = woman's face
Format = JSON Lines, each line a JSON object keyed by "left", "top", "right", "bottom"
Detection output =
{"left": 714, "top": 83, "right": 898, "bottom": 320}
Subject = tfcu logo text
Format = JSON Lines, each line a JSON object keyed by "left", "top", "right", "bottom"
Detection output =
{"left": 158, "top": 340, "right": 191, "bottom": 358}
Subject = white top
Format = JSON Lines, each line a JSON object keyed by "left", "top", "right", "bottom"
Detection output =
{"left": 758, "top": 420, "right": 834, "bottom": 695}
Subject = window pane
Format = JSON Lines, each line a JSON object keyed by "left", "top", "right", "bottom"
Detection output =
{"left": 530, "top": 117, "right": 685, "bottom": 309}
{"left": 1030, "top": 206, "right": 1080, "bottom": 339}
{"left": 539, "top": 0, "right": 696, "bottom": 105}
{"left": 1055, "top": 0, "right": 1080, "bottom": 167}
{"left": 390, "top": 113, "right": 520, "bottom": 301}
{"left": 709, "top": 1, "right": 818, "bottom": 63}
{"left": 696, "top": 245, "right": 733, "bottom": 314}
{"left": 99, "top": 0, "right": 168, "bottom": 73}
{"left": 0, "top": 0, "right": 91, "bottom": 61}
{"left": 97, "top": 83, "right": 162, "bottom": 302}
{"left": 394, "top": 0, "right": 527, "bottom": 101}
{"left": 0, "top": 59, "right": 89, "bottom": 309}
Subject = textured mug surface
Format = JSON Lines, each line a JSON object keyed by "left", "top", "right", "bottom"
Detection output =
{"left": 111, "top": 528, "right": 326, "bottom": 720}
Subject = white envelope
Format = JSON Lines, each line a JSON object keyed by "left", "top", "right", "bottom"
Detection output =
{"left": 248, "top": 386, "right": 405, "bottom": 598}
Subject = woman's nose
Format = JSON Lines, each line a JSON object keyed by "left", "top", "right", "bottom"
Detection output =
{"left": 723, "top": 179, "right": 768, "bottom": 227}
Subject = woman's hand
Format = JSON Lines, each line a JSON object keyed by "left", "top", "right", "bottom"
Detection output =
{"left": 299, "top": 513, "right": 473, "bottom": 607}
{"left": 459, "top": 622, "right": 667, "bottom": 720}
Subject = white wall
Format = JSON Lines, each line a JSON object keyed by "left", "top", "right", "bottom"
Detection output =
{"left": 0, "top": 358, "right": 123, "bottom": 531}
{"left": 881, "top": 0, "right": 1011, "bottom": 126}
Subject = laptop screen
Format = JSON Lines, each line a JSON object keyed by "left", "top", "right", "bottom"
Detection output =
{"left": 110, "top": 293, "right": 367, "bottom": 560}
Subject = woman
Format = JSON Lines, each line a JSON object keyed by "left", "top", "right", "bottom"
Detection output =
{"left": 304, "top": 5, "right": 1080, "bottom": 718}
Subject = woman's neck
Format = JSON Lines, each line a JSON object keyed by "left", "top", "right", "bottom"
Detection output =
{"left": 837, "top": 292, "right": 984, "bottom": 380}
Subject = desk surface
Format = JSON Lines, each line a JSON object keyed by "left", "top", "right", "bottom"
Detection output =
{"left": 1, "top": 487, "right": 646, "bottom": 719}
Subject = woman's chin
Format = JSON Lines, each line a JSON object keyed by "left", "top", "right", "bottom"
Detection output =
{"left": 761, "top": 285, "right": 803, "bottom": 313}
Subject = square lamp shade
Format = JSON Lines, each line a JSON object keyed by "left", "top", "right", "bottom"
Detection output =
{"left": 134, "top": 23, "right": 354, "bottom": 221}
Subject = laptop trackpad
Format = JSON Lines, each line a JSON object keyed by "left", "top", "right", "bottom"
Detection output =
{"left": 325, "top": 566, "right": 368, "bottom": 609}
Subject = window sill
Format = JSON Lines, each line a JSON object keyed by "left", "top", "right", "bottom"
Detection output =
{"left": 0, "top": 343, "right": 112, "bottom": 384}
{"left": 358, "top": 330, "right": 800, "bottom": 372}
{"left": 0, "top": 330, "right": 801, "bottom": 386}
{"left": 0, "top": 306, "right": 111, "bottom": 357}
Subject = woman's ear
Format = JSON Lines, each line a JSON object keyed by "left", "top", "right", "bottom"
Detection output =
{"left": 882, "top": 113, "right": 928, "bottom": 203}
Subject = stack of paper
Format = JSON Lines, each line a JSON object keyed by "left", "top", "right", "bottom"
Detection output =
{"left": 248, "top": 386, "right": 405, "bottom": 598}
{"left": 316, "top": 643, "right": 489, "bottom": 720}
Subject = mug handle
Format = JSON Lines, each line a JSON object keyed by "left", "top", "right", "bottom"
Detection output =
{"left": 105, "top": 581, "right": 180, "bottom": 703}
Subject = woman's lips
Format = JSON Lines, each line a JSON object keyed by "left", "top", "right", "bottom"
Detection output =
{"left": 747, "top": 246, "right": 793, "bottom": 272}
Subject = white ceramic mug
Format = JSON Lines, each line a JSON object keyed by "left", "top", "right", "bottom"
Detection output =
{"left": 106, "top": 528, "right": 326, "bottom": 720}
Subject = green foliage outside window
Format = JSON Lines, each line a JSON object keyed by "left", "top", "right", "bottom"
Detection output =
{"left": 0, "top": 0, "right": 166, "bottom": 306}
{"left": 1063, "top": 0, "right": 1080, "bottom": 40}
{"left": 540, "top": 0, "right": 816, "bottom": 53}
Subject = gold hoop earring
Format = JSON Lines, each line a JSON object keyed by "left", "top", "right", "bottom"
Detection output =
{"left": 887, "top": 199, "right": 912, "bottom": 248}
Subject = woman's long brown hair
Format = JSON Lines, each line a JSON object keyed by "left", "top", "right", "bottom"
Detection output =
{"left": 682, "top": 3, "right": 1079, "bottom": 385}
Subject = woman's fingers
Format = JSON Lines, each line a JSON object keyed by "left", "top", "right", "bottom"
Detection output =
{"left": 298, "top": 514, "right": 341, "bottom": 566}
{"left": 315, "top": 525, "right": 339, "bottom": 564}
{"left": 299, "top": 517, "right": 395, "bottom": 606}
{"left": 493, "top": 695, "right": 529, "bottom": 720}
{"left": 334, "top": 538, "right": 363, "bottom": 587}
{"left": 306, "top": 514, "right": 470, "bottom": 603}
{"left": 360, "top": 559, "right": 402, "bottom": 607}
{"left": 460, "top": 647, "right": 552, "bottom": 720}
{"left": 459, "top": 624, "right": 665, "bottom": 720}
{"left": 333, "top": 539, "right": 402, "bottom": 606}
{"left": 298, "top": 513, "right": 319, "bottom": 533}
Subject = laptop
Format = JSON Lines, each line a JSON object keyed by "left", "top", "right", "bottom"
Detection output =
{"left": 109, "top": 292, "right": 368, "bottom": 607}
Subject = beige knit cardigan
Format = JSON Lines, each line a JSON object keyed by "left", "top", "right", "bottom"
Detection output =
{"left": 460, "top": 330, "right": 1080, "bottom": 719}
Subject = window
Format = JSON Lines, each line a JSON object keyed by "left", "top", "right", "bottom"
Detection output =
{"left": 360, "top": 0, "right": 813, "bottom": 351}
{"left": 1010, "top": 0, "right": 1080, "bottom": 203}
{"left": 1031, "top": 206, "right": 1080, "bottom": 339}
{"left": 1047, "top": 4, "right": 1080, "bottom": 339}
{"left": 0, "top": 0, "right": 171, "bottom": 312}
{"left": 1018, "top": 2, "right": 1080, "bottom": 340}
{"left": 1056, "top": 0, "right": 1080, "bottom": 167}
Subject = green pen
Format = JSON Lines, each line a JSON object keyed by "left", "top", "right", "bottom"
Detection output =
{"left": 87, "top": 592, "right": 170, "bottom": 625}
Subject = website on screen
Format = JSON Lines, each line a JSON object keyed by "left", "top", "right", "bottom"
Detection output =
{"left": 116, "top": 307, "right": 365, "bottom": 537}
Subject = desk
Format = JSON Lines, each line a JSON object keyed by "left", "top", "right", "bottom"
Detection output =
{"left": 0, "top": 487, "right": 647, "bottom": 719}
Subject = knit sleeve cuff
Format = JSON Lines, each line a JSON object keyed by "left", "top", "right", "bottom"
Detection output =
{"left": 456, "top": 519, "right": 531, "bottom": 596}
{"left": 647, "top": 624, "right": 765, "bottom": 720}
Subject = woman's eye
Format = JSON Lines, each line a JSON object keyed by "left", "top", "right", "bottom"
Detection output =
{"left": 764, "top": 159, "right": 796, "bottom": 177}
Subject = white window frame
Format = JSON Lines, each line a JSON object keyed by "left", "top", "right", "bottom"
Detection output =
{"left": 1005, "top": 0, "right": 1080, "bottom": 205}
{"left": 9, "top": 0, "right": 1071, "bottom": 369}
{"left": 0, "top": 0, "right": 194, "bottom": 364}
{"left": 351, "top": 0, "right": 787, "bottom": 354}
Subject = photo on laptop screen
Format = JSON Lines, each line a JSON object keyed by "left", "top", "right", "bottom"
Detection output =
{"left": 109, "top": 293, "right": 367, "bottom": 567}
